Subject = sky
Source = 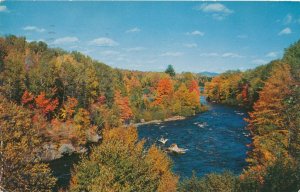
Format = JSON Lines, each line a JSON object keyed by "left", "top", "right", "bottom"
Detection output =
{"left": 1, "top": 1, "right": 300, "bottom": 73}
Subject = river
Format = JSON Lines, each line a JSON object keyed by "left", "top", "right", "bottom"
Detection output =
{"left": 50, "top": 96, "right": 250, "bottom": 189}
{"left": 138, "top": 96, "right": 250, "bottom": 179}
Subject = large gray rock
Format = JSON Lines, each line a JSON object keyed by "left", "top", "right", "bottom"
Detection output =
{"left": 41, "top": 143, "right": 62, "bottom": 161}
{"left": 88, "top": 133, "right": 102, "bottom": 143}
{"left": 58, "top": 143, "right": 76, "bottom": 155}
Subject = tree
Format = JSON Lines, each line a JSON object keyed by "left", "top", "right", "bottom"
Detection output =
{"left": 60, "top": 96, "right": 78, "bottom": 120}
{"left": 244, "top": 63, "right": 295, "bottom": 182}
{"left": 35, "top": 91, "right": 59, "bottom": 116}
{"left": 0, "top": 96, "right": 56, "bottom": 191}
{"left": 73, "top": 108, "right": 96, "bottom": 146}
{"left": 70, "top": 127, "right": 177, "bottom": 192}
{"left": 153, "top": 77, "right": 173, "bottom": 107}
{"left": 239, "top": 158, "right": 300, "bottom": 191}
{"left": 165, "top": 65, "right": 175, "bottom": 77}
{"left": 188, "top": 80, "right": 200, "bottom": 97}
{"left": 179, "top": 171, "right": 237, "bottom": 192}
{"left": 114, "top": 90, "right": 133, "bottom": 123}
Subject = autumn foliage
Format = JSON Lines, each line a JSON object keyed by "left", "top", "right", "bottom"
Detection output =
{"left": 114, "top": 90, "right": 133, "bottom": 122}
{"left": 35, "top": 92, "right": 59, "bottom": 115}
{"left": 0, "top": 95, "right": 56, "bottom": 191}
{"left": 70, "top": 127, "right": 178, "bottom": 192}
{"left": 243, "top": 63, "right": 295, "bottom": 182}
{"left": 153, "top": 77, "right": 174, "bottom": 106}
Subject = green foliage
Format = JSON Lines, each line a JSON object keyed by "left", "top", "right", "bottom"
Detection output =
{"left": 238, "top": 159, "right": 300, "bottom": 192}
{"left": 179, "top": 171, "right": 237, "bottom": 192}
{"left": 165, "top": 64, "right": 176, "bottom": 77}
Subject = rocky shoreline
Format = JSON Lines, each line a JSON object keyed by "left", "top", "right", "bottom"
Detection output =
{"left": 43, "top": 116, "right": 186, "bottom": 161}
{"left": 41, "top": 134, "right": 101, "bottom": 162}
{"left": 134, "top": 115, "right": 186, "bottom": 126}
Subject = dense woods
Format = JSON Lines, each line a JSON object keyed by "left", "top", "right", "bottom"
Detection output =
{"left": 0, "top": 36, "right": 206, "bottom": 191}
{"left": 0, "top": 35, "right": 299, "bottom": 191}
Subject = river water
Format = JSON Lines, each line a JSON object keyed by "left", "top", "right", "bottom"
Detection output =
{"left": 137, "top": 96, "right": 250, "bottom": 179}
{"left": 50, "top": 96, "right": 250, "bottom": 189}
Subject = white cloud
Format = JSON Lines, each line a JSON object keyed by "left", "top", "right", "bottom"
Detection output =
{"left": 252, "top": 59, "right": 267, "bottom": 65}
{"left": 100, "top": 50, "right": 120, "bottom": 56}
{"left": 222, "top": 52, "right": 243, "bottom": 58}
{"left": 198, "top": 3, "right": 233, "bottom": 13}
{"left": 160, "top": 52, "right": 183, "bottom": 57}
{"left": 265, "top": 52, "right": 278, "bottom": 58}
{"left": 199, "top": 52, "right": 219, "bottom": 57}
{"left": 126, "top": 47, "right": 145, "bottom": 52}
{"left": 184, "top": 43, "right": 198, "bottom": 48}
{"left": 237, "top": 34, "right": 248, "bottom": 39}
{"left": 89, "top": 37, "right": 119, "bottom": 47}
{"left": 199, "top": 52, "right": 242, "bottom": 58}
{"left": 196, "top": 3, "right": 233, "bottom": 20}
{"left": 186, "top": 30, "right": 204, "bottom": 36}
{"left": 0, "top": 5, "right": 7, "bottom": 12}
{"left": 283, "top": 14, "right": 292, "bottom": 24}
{"left": 126, "top": 27, "right": 141, "bottom": 33}
{"left": 23, "top": 26, "right": 46, "bottom": 33}
{"left": 52, "top": 37, "right": 79, "bottom": 45}
{"left": 278, "top": 27, "right": 292, "bottom": 35}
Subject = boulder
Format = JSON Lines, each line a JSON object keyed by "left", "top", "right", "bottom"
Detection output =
{"left": 58, "top": 143, "right": 75, "bottom": 155}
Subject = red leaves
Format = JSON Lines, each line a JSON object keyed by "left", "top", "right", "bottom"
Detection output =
{"left": 241, "top": 84, "right": 249, "bottom": 103}
{"left": 35, "top": 92, "right": 59, "bottom": 115}
{"left": 188, "top": 80, "right": 200, "bottom": 97}
{"left": 22, "top": 90, "right": 59, "bottom": 116}
{"left": 21, "top": 90, "right": 34, "bottom": 105}
{"left": 97, "top": 95, "right": 106, "bottom": 105}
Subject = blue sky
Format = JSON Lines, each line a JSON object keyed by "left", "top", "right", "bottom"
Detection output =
{"left": 1, "top": 1, "right": 300, "bottom": 73}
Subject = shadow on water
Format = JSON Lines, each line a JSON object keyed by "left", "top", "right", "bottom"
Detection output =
{"left": 138, "top": 96, "right": 251, "bottom": 179}
{"left": 50, "top": 96, "right": 250, "bottom": 190}
{"left": 49, "top": 154, "right": 80, "bottom": 191}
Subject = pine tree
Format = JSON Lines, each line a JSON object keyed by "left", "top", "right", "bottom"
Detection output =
{"left": 165, "top": 65, "right": 176, "bottom": 77}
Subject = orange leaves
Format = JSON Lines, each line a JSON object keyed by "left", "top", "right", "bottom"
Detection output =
{"left": 60, "top": 96, "right": 78, "bottom": 120}
{"left": 21, "top": 90, "right": 34, "bottom": 105}
{"left": 22, "top": 90, "right": 59, "bottom": 116}
{"left": 35, "top": 92, "right": 59, "bottom": 115}
{"left": 114, "top": 90, "right": 133, "bottom": 122}
{"left": 248, "top": 64, "right": 293, "bottom": 133}
{"left": 153, "top": 77, "right": 173, "bottom": 106}
{"left": 244, "top": 63, "right": 295, "bottom": 183}
{"left": 188, "top": 80, "right": 200, "bottom": 97}
{"left": 146, "top": 145, "right": 179, "bottom": 192}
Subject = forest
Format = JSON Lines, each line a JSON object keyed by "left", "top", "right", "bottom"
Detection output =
{"left": 0, "top": 35, "right": 299, "bottom": 192}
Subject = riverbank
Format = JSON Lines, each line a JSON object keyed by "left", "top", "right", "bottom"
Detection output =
{"left": 138, "top": 99, "right": 250, "bottom": 179}
{"left": 133, "top": 115, "right": 186, "bottom": 126}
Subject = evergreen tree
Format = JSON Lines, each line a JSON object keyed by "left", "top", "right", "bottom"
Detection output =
{"left": 165, "top": 65, "right": 176, "bottom": 77}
